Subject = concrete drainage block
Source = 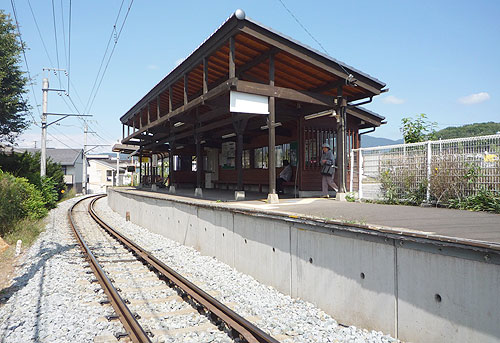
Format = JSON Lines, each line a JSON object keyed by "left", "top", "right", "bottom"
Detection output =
{"left": 336, "top": 192, "right": 347, "bottom": 201}
{"left": 267, "top": 193, "right": 279, "bottom": 204}
{"left": 195, "top": 187, "right": 203, "bottom": 198}
{"left": 234, "top": 191, "right": 245, "bottom": 201}
{"left": 169, "top": 185, "right": 176, "bottom": 194}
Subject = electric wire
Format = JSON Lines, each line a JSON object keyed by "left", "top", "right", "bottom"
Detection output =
{"left": 60, "top": 0, "right": 68, "bottom": 72}
{"left": 276, "top": 0, "right": 352, "bottom": 78}
{"left": 47, "top": 131, "right": 81, "bottom": 151}
{"left": 50, "top": 0, "right": 62, "bottom": 87}
{"left": 27, "top": 0, "right": 55, "bottom": 67}
{"left": 86, "top": 0, "right": 134, "bottom": 114}
{"left": 84, "top": 0, "right": 126, "bottom": 114}
{"left": 68, "top": 0, "right": 72, "bottom": 93}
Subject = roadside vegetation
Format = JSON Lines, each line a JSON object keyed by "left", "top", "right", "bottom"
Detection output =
{"left": 0, "top": 152, "right": 65, "bottom": 256}
{"left": 374, "top": 114, "right": 500, "bottom": 213}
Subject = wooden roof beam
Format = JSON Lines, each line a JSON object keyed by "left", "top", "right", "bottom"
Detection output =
{"left": 235, "top": 80, "right": 334, "bottom": 107}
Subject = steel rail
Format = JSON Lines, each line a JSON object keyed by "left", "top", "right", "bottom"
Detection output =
{"left": 89, "top": 194, "right": 279, "bottom": 343}
{"left": 68, "top": 195, "right": 152, "bottom": 343}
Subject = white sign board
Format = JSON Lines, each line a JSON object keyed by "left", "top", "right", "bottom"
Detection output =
{"left": 230, "top": 91, "right": 269, "bottom": 114}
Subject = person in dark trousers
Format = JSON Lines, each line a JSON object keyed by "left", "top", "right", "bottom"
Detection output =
{"left": 277, "top": 160, "right": 292, "bottom": 194}
{"left": 320, "top": 143, "right": 338, "bottom": 198}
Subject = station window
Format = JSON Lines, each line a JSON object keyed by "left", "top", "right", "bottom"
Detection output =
{"left": 106, "top": 170, "right": 113, "bottom": 181}
{"left": 243, "top": 150, "right": 251, "bottom": 169}
{"left": 254, "top": 147, "right": 269, "bottom": 169}
{"left": 173, "top": 155, "right": 180, "bottom": 171}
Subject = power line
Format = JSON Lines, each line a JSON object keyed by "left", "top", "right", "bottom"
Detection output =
{"left": 50, "top": 0, "right": 62, "bottom": 87}
{"left": 84, "top": 0, "right": 126, "bottom": 114}
{"left": 60, "top": 0, "right": 68, "bottom": 71}
{"left": 86, "top": 0, "right": 134, "bottom": 114}
{"left": 276, "top": 0, "right": 328, "bottom": 54}
{"left": 47, "top": 131, "right": 81, "bottom": 151}
{"left": 9, "top": 0, "right": 41, "bottom": 124}
{"left": 276, "top": 0, "right": 352, "bottom": 78}
{"left": 27, "top": 0, "right": 55, "bottom": 67}
{"left": 68, "top": 0, "right": 72, "bottom": 93}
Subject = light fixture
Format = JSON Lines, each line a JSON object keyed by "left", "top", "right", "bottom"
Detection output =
{"left": 304, "top": 110, "right": 335, "bottom": 120}
{"left": 200, "top": 140, "right": 206, "bottom": 144}
{"left": 260, "top": 122, "right": 282, "bottom": 130}
{"left": 173, "top": 121, "right": 184, "bottom": 127}
{"left": 221, "top": 133, "right": 236, "bottom": 139}
{"left": 176, "top": 145, "right": 184, "bottom": 150}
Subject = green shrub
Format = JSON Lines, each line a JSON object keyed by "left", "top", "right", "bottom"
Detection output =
{"left": 0, "top": 151, "right": 66, "bottom": 202}
{"left": 0, "top": 170, "right": 47, "bottom": 236}
{"left": 448, "top": 188, "right": 500, "bottom": 213}
{"left": 40, "top": 177, "right": 58, "bottom": 209}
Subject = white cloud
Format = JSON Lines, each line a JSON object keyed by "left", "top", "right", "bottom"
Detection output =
{"left": 174, "top": 58, "right": 184, "bottom": 67}
{"left": 147, "top": 64, "right": 159, "bottom": 70}
{"left": 382, "top": 95, "right": 405, "bottom": 104}
{"left": 458, "top": 92, "right": 490, "bottom": 105}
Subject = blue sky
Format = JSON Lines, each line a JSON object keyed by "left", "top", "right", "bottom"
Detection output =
{"left": 5, "top": 0, "right": 500, "bottom": 150}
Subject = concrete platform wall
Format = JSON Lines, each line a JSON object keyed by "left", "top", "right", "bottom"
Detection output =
{"left": 107, "top": 189, "right": 500, "bottom": 342}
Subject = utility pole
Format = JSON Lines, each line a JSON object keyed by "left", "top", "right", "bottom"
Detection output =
{"left": 40, "top": 78, "right": 49, "bottom": 177}
{"left": 40, "top": 68, "right": 92, "bottom": 183}
{"left": 116, "top": 151, "right": 120, "bottom": 187}
{"left": 83, "top": 121, "right": 88, "bottom": 194}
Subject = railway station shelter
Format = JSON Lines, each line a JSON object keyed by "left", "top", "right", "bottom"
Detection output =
{"left": 118, "top": 10, "right": 387, "bottom": 202}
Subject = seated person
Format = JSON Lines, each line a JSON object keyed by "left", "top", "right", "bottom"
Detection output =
{"left": 277, "top": 160, "right": 292, "bottom": 194}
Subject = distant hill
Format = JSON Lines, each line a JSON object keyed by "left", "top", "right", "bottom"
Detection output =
{"left": 434, "top": 122, "right": 500, "bottom": 140}
{"left": 361, "top": 135, "right": 403, "bottom": 148}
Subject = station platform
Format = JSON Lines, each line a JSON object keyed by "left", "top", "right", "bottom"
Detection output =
{"left": 116, "top": 186, "right": 500, "bottom": 250}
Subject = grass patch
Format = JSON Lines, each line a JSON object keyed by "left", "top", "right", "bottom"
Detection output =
{"left": 60, "top": 187, "right": 77, "bottom": 202}
{"left": 0, "top": 218, "right": 45, "bottom": 261}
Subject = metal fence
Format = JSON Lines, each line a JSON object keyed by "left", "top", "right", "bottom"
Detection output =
{"left": 350, "top": 134, "right": 500, "bottom": 203}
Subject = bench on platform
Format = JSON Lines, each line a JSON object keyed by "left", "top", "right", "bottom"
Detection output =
{"left": 212, "top": 180, "right": 295, "bottom": 193}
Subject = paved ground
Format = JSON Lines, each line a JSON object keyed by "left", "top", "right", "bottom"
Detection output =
{"left": 120, "top": 187, "right": 500, "bottom": 247}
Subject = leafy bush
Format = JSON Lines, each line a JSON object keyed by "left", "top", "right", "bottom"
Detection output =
{"left": 0, "top": 170, "right": 47, "bottom": 236}
{"left": 448, "top": 188, "right": 500, "bottom": 213}
{"left": 0, "top": 151, "right": 66, "bottom": 203}
{"left": 40, "top": 177, "right": 58, "bottom": 209}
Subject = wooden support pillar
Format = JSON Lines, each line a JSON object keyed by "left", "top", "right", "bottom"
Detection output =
{"left": 336, "top": 85, "right": 347, "bottom": 194}
{"left": 232, "top": 116, "right": 249, "bottom": 191}
{"left": 157, "top": 96, "right": 161, "bottom": 118}
{"left": 139, "top": 149, "right": 142, "bottom": 186}
{"left": 169, "top": 146, "right": 174, "bottom": 184}
{"left": 229, "top": 36, "right": 235, "bottom": 79}
{"left": 268, "top": 53, "right": 278, "bottom": 203}
{"left": 122, "top": 124, "right": 125, "bottom": 140}
{"left": 195, "top": 135, "right": 202, "bottom": 188}
{"left": 161, "top": 156, "right": 164, "bottom": 179}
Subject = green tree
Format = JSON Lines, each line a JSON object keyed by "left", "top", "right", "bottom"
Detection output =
{"left": 0, "top": 10, "right": 30, "bottom": 144}
{"left": 0, "top": 151, "right": 65, "bottom": 203}
{"left": 400, "top": 113, "right": 437, "bottom": 143}
{"left": 435, "top": 122, "right": 500, "bottom": 139}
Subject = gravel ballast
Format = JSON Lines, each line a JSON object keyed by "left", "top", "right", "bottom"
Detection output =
{"left": 94, "top": 198, "right": 399, "bottom": 343}
{"left": 0, "top": 196, "right": 399, "bottom": 342}
{"left": 0, "top": 197, "right": 123, "bottom": 343}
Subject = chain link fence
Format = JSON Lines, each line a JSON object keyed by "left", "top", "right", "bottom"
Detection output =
{"left": 350, "top": 134, "right": 500, "bottom": 204}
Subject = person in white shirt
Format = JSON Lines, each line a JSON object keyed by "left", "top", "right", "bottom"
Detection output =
{"left": 277, "top": 160, "right": 292, "bottom": 194}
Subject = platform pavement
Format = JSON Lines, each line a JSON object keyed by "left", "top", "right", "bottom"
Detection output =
{"left": 120, "top": 187, "right": 500, "bottom": 249}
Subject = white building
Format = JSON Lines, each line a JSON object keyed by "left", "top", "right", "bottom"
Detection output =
{"left": 86, "top": 154, "right": 133, "bottom": 194}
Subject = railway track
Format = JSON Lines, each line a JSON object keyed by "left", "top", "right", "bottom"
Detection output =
{"left": 68, "top": 194, "right": 279, "bottom": 343}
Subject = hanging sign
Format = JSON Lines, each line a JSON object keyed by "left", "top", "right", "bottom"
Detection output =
{"left": 230, "top": 91, "right": 269, "bottom": 114}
